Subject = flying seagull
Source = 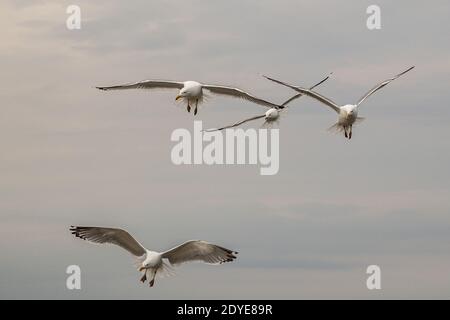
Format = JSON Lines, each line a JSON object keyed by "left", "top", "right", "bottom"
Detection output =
{"left": 264, "top": 66, "right": 415, "bottom": 139}
{"left": 204, "top": 73, "right": 332, "bottom": 132}
{"left": 96, "top": 80, "right": 283, "bottom": 116}
{"left": 70, "top": 226, "right": 237, "bottom": 287}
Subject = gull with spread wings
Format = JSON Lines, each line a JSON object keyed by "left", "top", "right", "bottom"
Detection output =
{"left": 264, "top": 66, "right": 415, "bottom": 139}
{"left": 70, "top": 226, "right": 237, "bottom": 287}
{"left": 204, "top": 73, "right": 332, "bottom": 132}
{"left": 96, "top": 79, "right": 283, "bottom": 116}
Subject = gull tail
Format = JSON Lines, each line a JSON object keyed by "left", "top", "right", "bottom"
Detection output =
{"left": 260, "top": 119, "right": 279, "bottom": 129}
{"left": 354, "top": 117, "right": 365, "bottom": 125}
{"left": 327, "top": 117, "right": 365, "bottom": 133}
{"left": 327, "top": 123, "right": 344, "bottom": 134}
{"left": 158, "top": 261, "right": 176, "bottom": 279}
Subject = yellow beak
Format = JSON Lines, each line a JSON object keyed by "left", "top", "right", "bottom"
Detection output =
{"left": 175, "top": 95, "right": 182, "bottom": 101}
{"left": 139, "top": 267, "right": 146, "bottom": 272}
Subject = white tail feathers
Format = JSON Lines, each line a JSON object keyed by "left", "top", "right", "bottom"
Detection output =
{"left": 327, "top": 123, "right": 345, "bottom": 134}
{"left": 158, "top": 261, "right": 176, "bottom": 278}
{"left": 134, "top": 255, "right": 175, "bottom": 279}
{"left": 355, "top": 117, "right": 366, "bottom": 124}
{"left": 327, "top": 117, "right": 365, "bottom": 134}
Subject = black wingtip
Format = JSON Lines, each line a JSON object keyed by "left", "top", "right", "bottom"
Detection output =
{"left": 402, "top": 66, "right": 415, "bottom": 74}
{"left": 69, "top": 226, "right": 87, "bottom": 240}
{"left": 394, "top": 66, "right": 415, "bottom": 78}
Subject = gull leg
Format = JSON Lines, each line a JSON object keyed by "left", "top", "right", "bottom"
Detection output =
{"left": 344, "top": 127, "right": 348, "bottom": 139}
{"left": 349, "top": 126, "right": 352, "bottom": 140}
{"left": 187, "top": 104, "right": 191, "bottom": 113}
{"left": 149, "top": 270, "right": 156, "bottom": 287}
{"left": 260, "top": 120, "right": 269, "bottom": 129}
{"left": 140, "top": 270, "right": 147, "bottom": 283}
{"left": 194, "top": 99, "right": 198, "bottom": 116}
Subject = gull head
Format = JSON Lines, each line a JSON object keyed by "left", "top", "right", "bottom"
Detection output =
{"left": 342, "top": 104, "right": 357, "bottom": 117}
{"left": 138, "top": 266, "right": 147, "bottom": 272}
{"left": 175, "top": 88, "right": 188, "bottom": 101}
{"left": 139, "top": 260, "right": 153, "bottom": 272}
{"left": 265, "top": 108, "right": 279, "bottom": 121}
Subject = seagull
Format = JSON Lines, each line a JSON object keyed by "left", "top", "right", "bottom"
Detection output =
{"left": 264, "top": 66, "right": 415, "bottom": 139}
{"left": 203, "top": 73, "right": 332, "bottom": 132}
{"left": 70, "top": 226, "right": 237, "bottom": 287}
{"left": 96, "top": 80, "right": 283, "bottom": 116}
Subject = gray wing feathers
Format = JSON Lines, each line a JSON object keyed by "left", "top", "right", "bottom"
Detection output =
{"left": 204, "top": 115, "right": 266, "bottom": 132}
{"left": 161, "top": 240, "right": 238, "bottom": 266}
{"left": 263, "top": 75, "right": 340, "bottom": 113}
{"left": 202, "top": 85, "right": 280, "bottom": 108}
{"left": 356, "top": 66, "right": 415, "bottom": 106}
{"left": 280, "top": 73, "right": 332, "bottom": 107}
{"left": 96, "top": 80, "right": 184, "bottom": 91}
{"left": 70, "top": 226, "right": 146, "bottom": 257}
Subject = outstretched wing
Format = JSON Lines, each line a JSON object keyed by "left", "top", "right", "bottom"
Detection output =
{"left": 203, "top": 115, "right": 266, "bottom": 132}
{"left": 356, "top": 66, "right": 415, "bottom": 106}
{"left": 70, "top": 226, "right": 146, "bottom": 257}
{"left": 263, "top": 75, "right": 341, "bottom": 113}
{"left": 96, "top": 80, "right": 184, "bottom": 91}
{"left": 280, "top": 73, "right": 333, "bottom": 107}
{"left": 205, "top": 73, "right": 332, "bottom": 131}
{"left": 161, "top": 240, "right": 238, "bottom": 266}
{"left": 202, "top": 84, "right": 281, "bottom": 109}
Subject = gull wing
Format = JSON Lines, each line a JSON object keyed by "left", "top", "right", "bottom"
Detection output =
{"left": 70, "top": 226, "right": 146, "bottom": 257}
{"left": 356, "top": 66, "right": 415, "bottom": 106}
{"left": 161, "top": 240, "right": 237, "bottom": 266}
{"left": 203, "top": 115, "right": 266, "bottom": 132}
{"left": 202, "top": 84, "right": 281, "bottom": 108}
{"left": 280, "top": 73, "right": 332, "bottom": 107}
{"left": 96, "top": 80, "right": 184, "bottom": 91}
{"left": 263, "top": 75, "right": 341, "bottom": 113}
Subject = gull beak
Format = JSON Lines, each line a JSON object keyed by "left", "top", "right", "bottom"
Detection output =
{"left": 139, "top": 266, "right": 146, "bottom": 272}
{"left": 175, "top": 95, "right": 182, "bottom": 101}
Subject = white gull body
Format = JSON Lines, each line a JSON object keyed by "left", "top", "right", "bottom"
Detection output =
{"left": 264, "top": 66, "right": 414, "bottom": 139}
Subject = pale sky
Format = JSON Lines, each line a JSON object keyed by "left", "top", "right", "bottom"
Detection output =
{"left": 1, "top": 0, "right": 450, "bottom": 299}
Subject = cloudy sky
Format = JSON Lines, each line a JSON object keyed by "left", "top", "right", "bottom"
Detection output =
{"left": 1, "top": 0, "right": 449, "bottom": 299}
